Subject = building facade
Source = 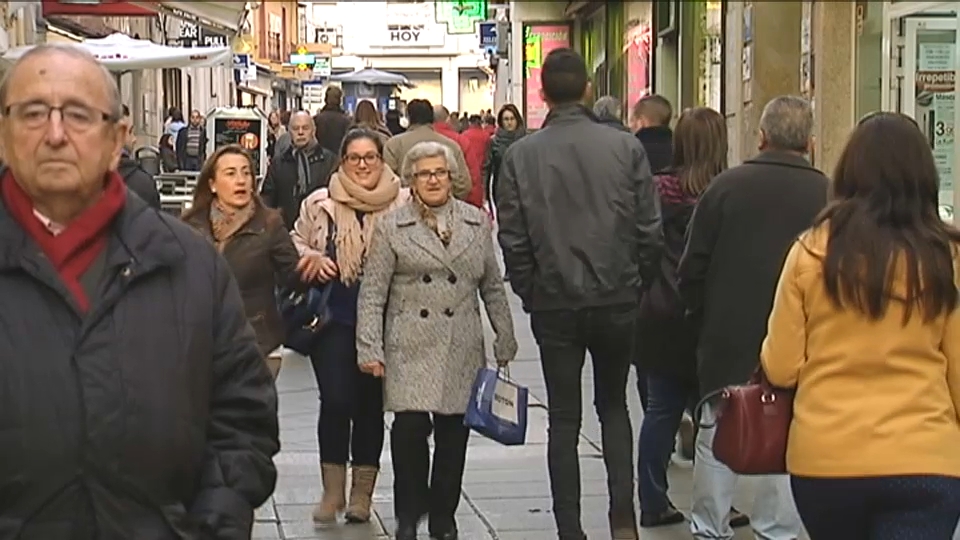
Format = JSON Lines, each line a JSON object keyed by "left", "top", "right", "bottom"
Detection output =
{"left": 243, "top": 0, "right": 303, "bottom": 112}
{"left": 304, "top": 1, "right": 492, "bottom": 115}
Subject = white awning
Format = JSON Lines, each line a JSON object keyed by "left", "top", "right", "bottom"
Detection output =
{"left": 131, "top": 2, "right": 247, "bottom": 34}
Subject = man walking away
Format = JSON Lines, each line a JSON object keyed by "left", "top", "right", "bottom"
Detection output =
{"left": 382, "top": 99, "right": 471, "bottom": 201}
{"left": 432, "top": 105, "right": 466, "bottom": 146}
{"left": 630, "top": 95, "right": 674, "bottom": 174}
{"left": 594, "top": 96, "right": 630, "bottom": 132}
{"left": 459, "top": 114, "right": 491, "bottom": 209}
{"left": 680, "top": 95, "right": 826, "bottom": 540}
{"left": 314, "top": 86, "right": 351, "bottom": 155}
{"left": 116, "top": 104, "right": 160, "bottom": 209}
{"left": 497, "top": 48, "right": 663, "bottom": 540}
{"left": 261, "top": 111, "right": 339, "bottom": 230}
{"left": 175, "top": 109, "right": 207, "bottom": 171}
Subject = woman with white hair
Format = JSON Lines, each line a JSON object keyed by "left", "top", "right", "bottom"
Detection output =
{"left": 356, "top": 141, "right": 518, "bottom": 540}
{"left": 593, "top": 95, "right": 630, "bottom": 133}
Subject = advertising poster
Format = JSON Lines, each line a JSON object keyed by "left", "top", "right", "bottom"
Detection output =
{"left": 523, "top": 24, "right": 571, "bottom": 130}
{"left": 214, "top": 118, "right": 264, "bottom": 175}
{"left": 624, "top": 22, "right": 652, "bottom": 110}
{"left": 917, "top": 42, "right": 955, "bottom": 219}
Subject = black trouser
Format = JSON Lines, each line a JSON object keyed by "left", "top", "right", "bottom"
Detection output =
{"left": 309, "top": 323, "right": 385, "bottom": 466}
{"left": 391, "top": 412, "right": 470, "bottom": 532}
{"left": 530, "top": 303, "right": 638, "bottom": 540}
{"left": 791, "top": 475, "right": 960, "bottom": 539}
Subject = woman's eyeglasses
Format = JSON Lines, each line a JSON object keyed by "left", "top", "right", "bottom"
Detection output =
{"left": 413, "top": 168, "right": 450, "bottom": 181}
{"left": 345, "top": 153, "right": 381, "bottom": 166}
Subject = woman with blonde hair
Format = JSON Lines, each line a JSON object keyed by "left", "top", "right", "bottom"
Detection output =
{"left": 356, "top": 140, "right": 517, "bottom": 540}
{"left": 352, "top": 100, "right": 392, "bottom": 143}
{"left": 291, "top": 128, "right": 409, "bottom": 525}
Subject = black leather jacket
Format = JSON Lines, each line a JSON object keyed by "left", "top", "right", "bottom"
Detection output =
{"left": 496, "top": 104, "right": 663, "bottom": 311}
{"left": 260, "top": 143, "right": 338, "bottom": 230}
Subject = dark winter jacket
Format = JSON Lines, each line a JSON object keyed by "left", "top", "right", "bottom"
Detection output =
{"left": 313, "top": 105, "right": 351, "bottom": 155}
{"left": 0, "top": 190, "right": 279, "bottom": 540}
{"left": 678, "top": 151, "right": 828, "bottom": 397}
{"left": 635, "top": 125, "right": 674, "bottom": 175}
{"left": 261, "top": 142, "right": 339, "bottom": 230}
{"left": 117, "top": 150, "right": 161, "bottom": 209}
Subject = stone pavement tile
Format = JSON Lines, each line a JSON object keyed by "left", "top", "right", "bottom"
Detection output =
{"left": 471, "top": 495, "right": 611, "bottom": 532}
{"left": 255, "top": 498, "right": 277, "bottom": 522}
{"left": 252, "top": 522, "right": 282, "bottom": 539}
{"left": 378, "top": 512, "right": 491, "bottom": 540}
{"left": 280, "top": 521, "right": 388, "bottom": 540}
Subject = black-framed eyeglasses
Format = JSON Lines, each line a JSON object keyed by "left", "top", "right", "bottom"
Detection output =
{"left": 3, "top": 101, "right": 115, "bottom": 131}
{"left": 345, "top": 153, "right": 381, "bottom": 166}
{"left": 413, "top": 168, "right": 450, "bottom": 182}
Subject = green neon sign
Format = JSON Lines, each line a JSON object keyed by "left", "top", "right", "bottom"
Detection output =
{"left": 435, "top": 0, "right": 488, "bottom": 35}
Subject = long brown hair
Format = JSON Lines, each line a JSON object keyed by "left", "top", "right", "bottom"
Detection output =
{"left": 354, "top": 100, "right": 385, "bottom": 129}
{"left": 181, "top": 144, "right": 279, "bottom": 225}
{"left": 814, "top": 112, "right": 960, "bottom": 323}
{"left": 671, "top": 107, "right": 727, "bottom": 196}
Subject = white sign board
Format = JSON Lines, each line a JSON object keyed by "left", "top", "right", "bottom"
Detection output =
{"left": 373, "top": 24, "right": 445, "bottom": 47}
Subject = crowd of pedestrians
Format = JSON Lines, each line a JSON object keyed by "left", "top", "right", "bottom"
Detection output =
{"left": 2, "top": 40, "right": 960, "bottom": 540}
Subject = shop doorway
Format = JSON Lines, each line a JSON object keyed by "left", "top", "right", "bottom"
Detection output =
{"left": 885, "top": 1, "right": 960, "bottom": 220}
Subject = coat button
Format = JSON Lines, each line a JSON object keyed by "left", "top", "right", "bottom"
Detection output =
{"left": 423, "top": 274, "right": 432, "bottom": 283}
{"left": 447, "top": 274, "right": 457, "bottom": 284}
{"left": 444, "top": 308, "right": 454, "bottom": 317}
{"left": 420, "top": 309, "right": 429, "bottom": 318}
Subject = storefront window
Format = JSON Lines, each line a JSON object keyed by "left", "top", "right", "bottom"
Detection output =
{"left": 582, "top": 8, "right": 607, "bottom": 97}
{"left": 524, "top": 23, "right": 573, "bottom": 129}
{"left": 624, "top": 21, "right": 653, "bottom": 108}
{"left": 699, "top": 1, "right": 724, "bottom": 110}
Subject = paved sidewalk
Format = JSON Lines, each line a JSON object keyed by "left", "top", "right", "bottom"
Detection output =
{"left": 255, "top": 291, "right": 795, "bottom": 540}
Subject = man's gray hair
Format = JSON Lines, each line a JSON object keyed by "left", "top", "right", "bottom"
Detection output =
{"left": 593, "top": 96, "right": 622, "bottom": 121}
{"left": 401, "top": 141, "right": 459, "bottom": 182}
{"left": 433, "top": 105, "right": 450, "bottom": 123}
{"left": 759, "top": 95, "right": 813, "bottom": 153}
{"left": 0, "top": 43, "right": 122, "bottom": 121}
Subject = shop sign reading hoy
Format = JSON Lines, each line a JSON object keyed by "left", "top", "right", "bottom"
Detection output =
{"left": 389, "top": 27, "right": 421, "bottom": 43}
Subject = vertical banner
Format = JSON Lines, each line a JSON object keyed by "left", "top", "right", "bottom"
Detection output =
{"left": 916, "top": 42, "right": 955, "bottom": 218}
{"left": 624, "top": 21, "right": 652, "bottom": 110}
{"left": 523, "top": 23, "right": 572, "bottom": 130}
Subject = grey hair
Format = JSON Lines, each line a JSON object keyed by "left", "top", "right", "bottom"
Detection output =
{"left": 0, "top": 43, "right": 122, "bottom": 121}
{"left": 401, "top": 141, "right": 459, "bottom": 183}
{"left": 759, "top": 95, "right": 813, "bottom": 153}
{"left": 433, "top": 104, "right": 450, "bottom": 122}
{"left": 593, "top": 96, "right": 622, "bottom": 121}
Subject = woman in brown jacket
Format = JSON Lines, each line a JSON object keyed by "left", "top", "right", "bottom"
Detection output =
{"left": 184, "top": 144, "right": 317, "bottom": 377}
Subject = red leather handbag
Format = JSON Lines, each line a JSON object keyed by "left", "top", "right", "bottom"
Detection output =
{"left": 695, "top": 369, "right": 795, "bottom": 475}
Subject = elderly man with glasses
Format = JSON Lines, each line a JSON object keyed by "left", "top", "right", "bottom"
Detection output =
{"left": 261, "top": 110, "right": 339, "bottom": 230}
{"left": 0, "top": 44, "right": 279, "bottom": 540}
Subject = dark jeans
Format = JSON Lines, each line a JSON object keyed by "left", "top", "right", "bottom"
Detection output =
{"left": 637, "top": 375, "right": 697, "bottom": 514}
{"left": 530, "top": 303, "right": 639, "bottom": 540}
{"left": 308, "top": 323, "right": 385, "bottom": 466}
{"left": 791, "top": 475, "right": 960, "bottom": 539}
{"left": 180, "top": 156, "right": 202, "bottom": 171}
{"left": 391, "top": 412, "right": 470, "bottom": 532}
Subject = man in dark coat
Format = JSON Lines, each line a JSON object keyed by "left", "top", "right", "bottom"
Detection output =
{"left": 175, "top": 109, "right": 208, "bottom": 171}
{"left": 262, "top": 110, "right": 339, "bottom": 229}
{"left": 313, "top": 86, "right": 351, "bottom": 155}
{"left": 679, "top": 95, "right": 825, "bottom": 540}
{"left": 630, "top": 95, "right": 674, "bottom": 174}
{"left": 116, "top": 104, "right": 160, "bottom": 209}
{"left": 0, "top": 43, "right": 278, "bottom": 540}
{"left": 497, "top": 48, "right": 662, "bottom": 540}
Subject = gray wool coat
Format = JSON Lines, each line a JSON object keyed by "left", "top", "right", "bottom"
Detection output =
{"left": 356, "top": 199, "right": 518, "bottom": 415}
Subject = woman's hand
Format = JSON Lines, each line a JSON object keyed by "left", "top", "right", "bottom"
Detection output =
{"left": 297, "top": 254, "right": 338, "bottom": 283}
{"left": 359, "top": 361, "right": 385, "bottom": 378}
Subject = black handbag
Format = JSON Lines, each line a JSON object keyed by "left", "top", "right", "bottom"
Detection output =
{"left": 277, "top": 222, "right": 337, "bottom": 355}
